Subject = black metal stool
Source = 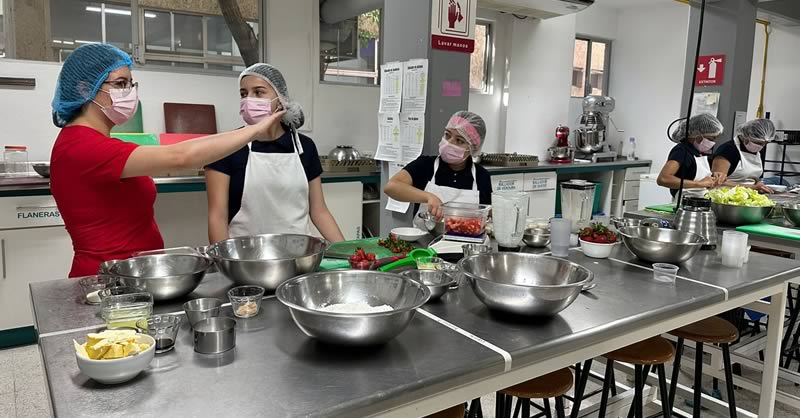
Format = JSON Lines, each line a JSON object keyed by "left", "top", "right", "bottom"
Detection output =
{"left": 424, "top": 403, "right": 466, "bottom": 418}
{"left": 668, "top": 316, "right": 739, "bottom": 418}
{"left": 599, "top": 336, "right": 674, "bottom": 418}
{"left": 496, "top": 368, "right": 573, "bottom": 418}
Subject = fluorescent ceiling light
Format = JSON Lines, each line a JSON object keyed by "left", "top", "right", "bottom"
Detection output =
{"left": 85, "top": 6, "right": 156, "bottom": 18}
{"left": 74, "top": 40, "right": 94, "bottom": 44}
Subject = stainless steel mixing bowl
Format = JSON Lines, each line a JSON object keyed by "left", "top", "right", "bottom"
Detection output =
{"left": 783, "top": 204, "right": 800, "bottom": 227}
{"left": 522, "top": 227, "right": 551, "bottom": 248}
{"left": 618, "top": 226, "right": 705, "bottom": 264}
{"left": 711, "top": 202, "right": 774, "bottom": 226}
{"left": 109, "top": 254, "right": 211, "bottom": 301}
{"left": 457, "top": 253, "right": 593, "bottom": 316}
{"left": 208, "top": 234, "right": 328, "bottom": 290}
{"left": 32, "top": 162, "right": 50, "bottom": 178}
{"left": 276, "top": 270, "right": 430, "bottom": 346}
{"left": 400, "top": 270, "right": 456, "bottom": 302}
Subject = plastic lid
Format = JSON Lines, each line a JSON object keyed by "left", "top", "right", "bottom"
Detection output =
{"left": 681, "top": 196, "right": 711, "bottom": 210}
{"left": 4, "top": 146, "right": 27, "bottom": 151}
{"left": 561, "top": 180, "right": 596, "bottom": 190}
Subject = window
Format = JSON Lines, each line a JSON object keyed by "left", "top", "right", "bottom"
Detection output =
{"left": 469, "top": 22, "right": 492, "bottom": 93}
{"left": 4, "top": 0, "right": 261, "bottom": 74}
{"left": 571, "top": 37, "right": 611, "bottom": 97}
{"left": 320, "top": 9, "right": 381, "bottom": 85}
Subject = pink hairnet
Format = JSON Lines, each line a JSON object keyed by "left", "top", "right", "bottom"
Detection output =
{"left": 446, "top": 111, "right": 486, "bottom": 151}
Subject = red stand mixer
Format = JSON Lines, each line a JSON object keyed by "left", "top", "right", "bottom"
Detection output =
{"left": 548, "top": 125, "right": 573, "bottom": 163}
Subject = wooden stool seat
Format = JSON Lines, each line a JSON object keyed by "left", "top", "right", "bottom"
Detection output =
{"left": 424, "top": 403, "right": 465, "bottom": 418}
{"left": 669, "top": 316, "right": 738, "bottom": 344}
{"left": 605, "top": 336, "right": 675, "bottom": 365}
{"left": 500, "top": 368, "right": 574, "bottom": 399}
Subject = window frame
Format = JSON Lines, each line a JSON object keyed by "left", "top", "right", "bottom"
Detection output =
{"left": 319, "top": 8, "right": 383, "bottom": 87}
{"left": 470, "top": 19, "right": 493, "bottom": 95}
{"left": 40, "top": 0, "right": 262, "bottom": 76}
{"left": 571, "top": 36, "right": 612, "bottom": 98}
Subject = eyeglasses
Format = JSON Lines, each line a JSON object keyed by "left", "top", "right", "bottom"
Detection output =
{"left": 103, "top": 80, "right": 138, "bottom": 93}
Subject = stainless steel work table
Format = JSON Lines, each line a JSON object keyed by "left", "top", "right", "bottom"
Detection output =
{"left": 29, "top": 246, "right": 800, "bottom": 417}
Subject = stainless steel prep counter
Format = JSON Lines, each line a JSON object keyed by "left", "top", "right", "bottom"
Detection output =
{"left": 30, "top": 245, "right": 800, "bottom": 417}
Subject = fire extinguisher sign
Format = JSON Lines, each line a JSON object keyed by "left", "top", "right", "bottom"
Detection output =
{"left": 431, "top": 0, "right": 477, "bottom": 53}
{"left": 695, "top": 54, "right": 725, "bottom": 86}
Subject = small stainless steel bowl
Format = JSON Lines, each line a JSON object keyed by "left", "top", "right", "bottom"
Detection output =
{"left": 109, "top": 254, "right": 211, "bottom": 301}
{"left": 183, "top": 298, "right": 222, "bottom": 327}
{"left": 618, "top": 227, "right": 705, "bottom": 264}
{"left": 522, "top": 227, "right": 551, "bottom": 248}
{"left": 781, "top": 204, "right": 800, "bottom": 227}
{"left": 32, "top": 163, "right": 50, "bottom": 178}
{"left": 400, "top": 270, "right": 456, "bottom": 302}
{"left": 208, "top": 234, "right": 328, "bottom": 291}
{"left": 276, "top": 270, "right": 430, "bottom": 346}
{"left": 711, "top": 202, "right": 774, "bottom": 226}
{"left": 458, "top": 253, "right": 593, "bottom": 316}
{"left": 193, "top": 317, "right": 236, "bottom": 354}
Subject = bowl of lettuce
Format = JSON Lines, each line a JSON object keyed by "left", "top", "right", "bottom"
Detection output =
{"left": 706, "top": 186, "right": 774, "bottom": 226}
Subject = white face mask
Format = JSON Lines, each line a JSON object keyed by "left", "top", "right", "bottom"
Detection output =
{"left": 93, "top": 86, "right": 138, "bottom": 125}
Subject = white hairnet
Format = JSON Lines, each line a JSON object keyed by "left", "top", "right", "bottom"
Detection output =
{"left": 239, "top": 63, "right": 305, "bottom": 129}
{"left": 737, "top": 118, "right": 776, "bottom": 143}
{"left": 446, "top": 111, "right": 486, "bottom": 153}
{"left": 669, "top": 113, "right": 723, "bottom": 143}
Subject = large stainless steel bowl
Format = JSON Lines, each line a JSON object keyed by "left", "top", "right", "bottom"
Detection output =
{"left": 457, "top": 253, "right": 593, "bottom": 316}
{"left": 783, "top": 204, "right": 800, "bottom": 227}
{"left": 327, "top": 145, "right": 362, "bottom": 161}
{"left": 208, "top": 234, "right": 328, "bottom": 290}
{"left": 276, "top": 270, "right": 430, "bottom": 345}
{"left": 32, "top": 163, "right": 50, "bottom": 178}
{"left": 618, "top": 227, "right": 705, "bottom": 264}
{"left": 400, "top": 270, "right": 456, "bottom": 302}
{"left": 711, "top": 202, "right": 774, "bottom": 226}
{"left": 109, "top": 254, "right": 211, "bottom": 301}
{"left": 574, "top": 128, "right": 605, "bottom": 153}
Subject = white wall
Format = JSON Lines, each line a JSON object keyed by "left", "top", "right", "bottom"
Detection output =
{"left": 504, "top": 14, "right": 577, "bottom": 157}
{"left": 606, "top": 3, "right": 689, "bottom": 171}
{"left": 468, "top": 9, "right": 512, "bottom": 154}
{"left": 0, "top": 0, "right": 380, "bottom": 161}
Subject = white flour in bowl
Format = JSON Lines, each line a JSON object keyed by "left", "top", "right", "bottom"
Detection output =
{"left": 318, "top": 302, "right": 393, "bottom": 314}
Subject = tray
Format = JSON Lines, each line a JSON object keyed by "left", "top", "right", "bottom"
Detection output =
{"left": 480, "top": 153, "right": 539, "bottom": 167}
{"left": 320, "top": 157, "right": 378, "bottom": 173}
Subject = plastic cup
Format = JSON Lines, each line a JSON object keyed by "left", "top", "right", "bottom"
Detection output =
{"left": 653, "top": 263, "right": 679, "bottom": 283}
{"left": 550, "top": 218, "right": 572, "bottom": 257}
{"left": 721, "top": 231, "right": 748, "bottom": 268}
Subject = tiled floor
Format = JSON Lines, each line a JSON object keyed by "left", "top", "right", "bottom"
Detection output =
{"left": 0, "top": 344, "right": 51, "bottom": 418}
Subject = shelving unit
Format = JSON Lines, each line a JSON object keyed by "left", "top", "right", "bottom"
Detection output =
{"left": 764, "top": 130, "right": 800, "bottom": 184}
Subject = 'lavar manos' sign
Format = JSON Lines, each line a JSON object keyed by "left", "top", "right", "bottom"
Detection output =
{"left": 431, "top": 0, "right": 477, "bottom": 53}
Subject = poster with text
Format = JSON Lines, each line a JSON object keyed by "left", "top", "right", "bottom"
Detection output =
{"left": 400, "top": 112, "right": 425, "bottom": 163}
{"left": 401, "top": 59, "right": 428, "bottom": 113}
{"left": 375, "top": 113, "right": 401, "bottom": 162}
{"left": 379, "top": 62, "right": 403, "bottom": 113}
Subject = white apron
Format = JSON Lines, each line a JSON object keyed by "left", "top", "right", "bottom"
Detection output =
{"left": 727, "top": 137, "right": 763, "bottom": 184}
{"left": 228, "top": 131, "right": 312, "bottom": 237}
{"left": 674, "top": 154, "right": 712, "bottom": 202}
{"left": 413, "top": 158, "right": 480, "bottom": 228}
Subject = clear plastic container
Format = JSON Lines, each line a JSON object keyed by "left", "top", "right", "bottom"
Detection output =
{"left": 653, "top": 263, "right": 679, "bottom": 283}
{"left": 4, "top": 146, "right": 28, "bottom": 177}
{"left": 442, "top": 203, "right": 491, "bottom": 238}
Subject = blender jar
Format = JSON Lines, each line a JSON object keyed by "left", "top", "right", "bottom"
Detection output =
{"left": 560, "top": 180, "right": 596, "bottom": 231}
{"left": 492, "top": 192, "right": 530, "bottom": 248}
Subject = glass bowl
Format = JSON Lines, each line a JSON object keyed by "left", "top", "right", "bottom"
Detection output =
{"left": 78, "top": 275, "right": 117, "bottom": 305}
{"left": 228, "top": 285, "right": 265, "bottom": 318}
{"left": 136, "top": 314, "right": 182, "bottom": 353}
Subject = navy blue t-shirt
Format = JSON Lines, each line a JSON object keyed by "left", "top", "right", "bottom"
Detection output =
{"left": 206, "top": 129, "right": 323, "bottom": 222}
{"left": 666, "top": 142, "right": 706, "bottom": 197}
{"left": 711, "top": 138, "right": 759, "bottom": 176}
{"left": 403, "top": 155, "right": 493, "bottom": 213}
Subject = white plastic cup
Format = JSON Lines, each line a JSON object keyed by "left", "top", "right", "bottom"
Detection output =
{"left": 550, "top": 218, "right": 572, "bottom": 257}
{"left": 721, "top": 231, "right": 748, "bottom": 268}
{"left": 743, "top": 245, "right": 751, "bottom": 264}
{"left": 653, "top": 263, "right": 679, "bottom": 283}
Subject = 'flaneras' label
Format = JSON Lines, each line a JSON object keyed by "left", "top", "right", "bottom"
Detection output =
{"left": 17, "top": 207, "right": 61, "bottom": 220}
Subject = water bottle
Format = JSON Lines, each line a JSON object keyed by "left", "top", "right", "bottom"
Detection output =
{"left": 626, "top": 137, "right": 636, "bottom": 161}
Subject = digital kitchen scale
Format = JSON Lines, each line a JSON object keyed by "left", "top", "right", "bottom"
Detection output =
{"left": 429, "top": 234, "right": 490, "bottom": 254}
{"left": 575, "top": 150, "right": 617, "bottom": 163}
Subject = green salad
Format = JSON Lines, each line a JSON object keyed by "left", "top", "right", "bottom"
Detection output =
{"left": 706, "top": 186, "right": 775, "bottom": 207}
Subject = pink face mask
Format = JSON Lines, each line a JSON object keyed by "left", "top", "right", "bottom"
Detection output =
{"left": 240, "top": 97, "right": 278, "bottom": 125}
{"left": 743, "top": 138, "right": 765, "bottom": 153}
{"left": 692, "top": 137, "right": 715, "bottom": 154}
{"left": 94, "top": 86, "right": 138, "bottom": 125}
{"left": 439, "top": 138, "right": 469, "bottom": 163}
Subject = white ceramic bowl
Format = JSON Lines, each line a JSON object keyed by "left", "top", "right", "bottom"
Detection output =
{"left": 579, "top": 238, "right": 617, "bottom": 259}
{"left": 75, "top": 334, "right": 156, "bottom": 384}
{"left": 391, "top": 227, "right": 428, "bottom": 242}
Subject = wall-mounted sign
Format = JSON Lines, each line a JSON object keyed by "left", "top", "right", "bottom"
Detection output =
{"left": 431, "top": 0, "right": 477, "bottom": 53}
{"left": 695, "top": 54, "right": 725, "bottom": 86}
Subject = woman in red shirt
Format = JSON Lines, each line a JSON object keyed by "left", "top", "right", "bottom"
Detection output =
{"left": 50, "top": 43, "right": 284, "bottom": 277}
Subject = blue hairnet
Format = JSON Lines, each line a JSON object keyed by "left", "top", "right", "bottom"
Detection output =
{"left": 52, "top": 43, "right": 133, "bottom": 127}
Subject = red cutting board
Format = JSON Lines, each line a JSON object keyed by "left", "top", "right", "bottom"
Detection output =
{"left": 159, "top": 133, "right": 204, "bottom": 145}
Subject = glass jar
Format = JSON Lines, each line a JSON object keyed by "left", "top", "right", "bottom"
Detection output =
{"left": 4, "top": 146, "right": 29, "bottom": 177}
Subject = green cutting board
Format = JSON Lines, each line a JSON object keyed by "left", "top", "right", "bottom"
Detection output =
{"left": 320, "top": 238, "right": 396, "bottom": 270}
{"left": 645, "top": 204, "right": 676, "bottom": 214}
{"left": 111, "top": 133, "right": 159, "bottom": 146}
{"left": 736, "top": 224, "right": 800, "bottom": 241}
